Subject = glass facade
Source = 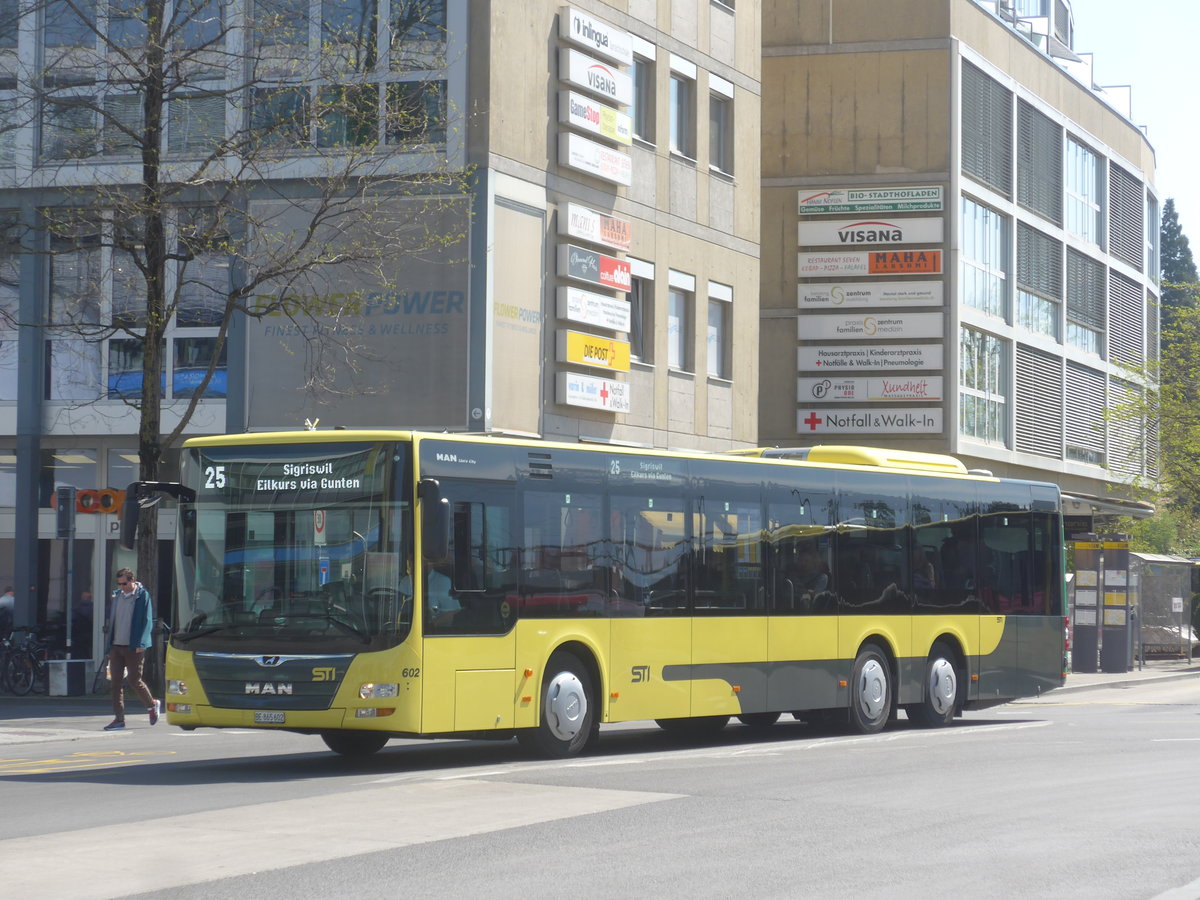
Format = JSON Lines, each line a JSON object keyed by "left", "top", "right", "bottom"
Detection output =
{"left": 961, "top": 197, "right": 1007, "bottom": 318}
{"left": 960, "top": 327, "right": 1007, "bottom": 446}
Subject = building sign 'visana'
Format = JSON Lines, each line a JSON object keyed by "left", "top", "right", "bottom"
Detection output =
{"left": 559, "top": 6, "right": 633, "bottom": 66}
{"left": 557, "top": 329, "right": 631, "bottom": 372}
{"left": 796, "top": 408, "right": 944, "bottom": 435}
{"left": 557, "top": 243, "right": 631, "bottom": 292}
{"left": 798, "top": 217, "right": 944, "bottom": 247}
{"left": 798, "top": 186, "right": 944, "bottom": 215}
{"left": 798, "top": 250, "right": 943, "bottom": 277}
{"left": 558, "top": 48, "right": 633, "bottom": 106}
{"left": 798, "top": 281, "right": 942, "bottom": 308}
{"left": 557, "top": 285, "right": 632, "bottom": 331}
{"left": 797, "top": 344, "right": 943, "bottom": 371}
{"left": 559, "top": 132, "right": 633, "bottom": 186}
{"left": 557, "top": 372, "right": 631, "bottom": 412}
{"left": 800, "top": 312, "right": 943, "bottom": 341}
{"left": 797, "top": 375, "right": 944, "bottom": 403}
{"left": 559, "top": 202, "right": 632, "bottom": 252}
{"left": 560, "top": 91, "right": 632, "bottom": 146}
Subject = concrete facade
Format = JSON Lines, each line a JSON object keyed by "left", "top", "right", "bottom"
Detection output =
{"left": 0, "top": 1, "right": 762, "bottom": 645}
{"left": 760, "top": 0, "right": 1159, "bottom": 513}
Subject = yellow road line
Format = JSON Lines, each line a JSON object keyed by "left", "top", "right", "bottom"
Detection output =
{"left": 0, "top": 750, "right": 176, "bottom": 776}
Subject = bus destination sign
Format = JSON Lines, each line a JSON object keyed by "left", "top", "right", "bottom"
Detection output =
{"left": 196, "top": 444, "right": 386, "bottom": 504}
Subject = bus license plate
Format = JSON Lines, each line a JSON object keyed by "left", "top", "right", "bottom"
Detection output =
{"left": 254, "top": 711, "right": 286, "bottom": 724}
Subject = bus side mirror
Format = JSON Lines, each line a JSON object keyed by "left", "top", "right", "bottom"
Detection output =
{"left": 119, "top": 483, "right": 141, "bottom": 550}
{"left": 419, "top": 478, "right": 450, "bottom": 563}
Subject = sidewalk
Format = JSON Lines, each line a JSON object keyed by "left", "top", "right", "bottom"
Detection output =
{"left": 1054, "top": 656, "right": 1200, "bottom": 695}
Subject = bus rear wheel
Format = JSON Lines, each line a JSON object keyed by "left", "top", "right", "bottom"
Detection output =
{"left": 518, "top": 652, "right": 595, "bottom": 758}
{"left": 909, "top": 642, "right": 959, "bottom": 728}
{"left": 848, "top": 644, "right": 891, "bottom": 734}
{"left": 321, "top": 731, "right": 390, "bottom": 758}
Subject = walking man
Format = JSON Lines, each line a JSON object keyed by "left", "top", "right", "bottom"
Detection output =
{"left": 104, "top": 568, "right": 160, "bottom": 731}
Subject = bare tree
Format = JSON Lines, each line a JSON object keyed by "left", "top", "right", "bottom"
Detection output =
{"left": 4, "top": 0, "right": 469, "bottom": 600}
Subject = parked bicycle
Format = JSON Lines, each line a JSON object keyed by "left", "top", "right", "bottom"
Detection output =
{"left": 4, "top": 630, "right": 50, "bottom": 696}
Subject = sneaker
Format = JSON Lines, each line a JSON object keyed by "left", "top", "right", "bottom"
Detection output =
{"left": 103, "top": 720, "right": 125, "bottom": 731}
{"left": 148, "top": 700, "right": 160, "bottom": 726}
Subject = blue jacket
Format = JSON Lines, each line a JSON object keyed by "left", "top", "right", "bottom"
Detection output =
{"left": 106, "top": 584, "right": 155, "bottom": 651}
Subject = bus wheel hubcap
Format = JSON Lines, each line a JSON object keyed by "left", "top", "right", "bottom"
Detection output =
{"left": 929, "top": 658, "right": 957, "bottom": 716}
{"left": 857, "top": 659, "right": 887, "bottom": 720}
{"left": 545, "top": 671, "right": 587, "bottom": 741}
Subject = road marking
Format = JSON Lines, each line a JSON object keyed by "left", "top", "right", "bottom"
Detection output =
{"left": 1013, "top": 700, "right": 1184, "bottom": 707}
{"left": 1150, "top": 874, "right": 1200, "bottom": 900}
{"left": 0, "top": 749, "right": 176, "bottom": 776}
{"left": 0, "top": 779, "right": 683, "bottom": 899}
{"left": 365, "top": 718, "right": 1053, "bottom": 785}
{"left": 1151, "top": 738, "right": 1200, "bottom": 742}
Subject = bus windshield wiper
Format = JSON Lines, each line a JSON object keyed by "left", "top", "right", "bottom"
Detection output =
{"left": 325, "top": 614, "right": 371, "bottom": 643}
{"left": 176, "top": 625, "right": 230, "bottom": 643}
{"left": 258, "top": 612, "right": 371, "bottom": 643}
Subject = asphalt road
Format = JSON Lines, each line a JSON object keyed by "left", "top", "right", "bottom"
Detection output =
{"left": 1, "top": 678, "right": 1199, "bottom": 900}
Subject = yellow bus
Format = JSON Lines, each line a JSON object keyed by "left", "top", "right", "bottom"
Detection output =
{"left": 127, "top": 430, "right": 1066, "bottom": 757}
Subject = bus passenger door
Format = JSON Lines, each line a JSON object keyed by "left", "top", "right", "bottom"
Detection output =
{"left": 606, "top": 494, "right": 691, "bottom": 722}
{"left": 420, "top": 483, "right": 519, "bottom": 734}
{"left": 764, "top": 487, "right": 839, "bottom": 713}
{"left": 691, "top": 494, "right": 768, "bottom": 718}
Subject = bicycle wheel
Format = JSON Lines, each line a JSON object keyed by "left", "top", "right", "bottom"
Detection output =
{"left": 5, "top": 651, "right": 34, "bottom": 696}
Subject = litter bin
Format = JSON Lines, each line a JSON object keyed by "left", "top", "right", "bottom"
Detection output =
{"left": 49, "top": 659, "right": 88, "bottom": 696}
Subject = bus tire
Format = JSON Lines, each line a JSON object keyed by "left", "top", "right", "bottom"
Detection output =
{"left": 848, "top": 644, "right": 891, "bottom": 734}
{"left": 737, "top": 712, "right": 781, "bottom": 728}
{"left": 321, "top": 731, "right": 390, "bottom": 758}
{"left": 909, "top": 641, "right": 959, "bottom": 728}
{"left": 518, "top": 652, "right": 595, "bottom": 758}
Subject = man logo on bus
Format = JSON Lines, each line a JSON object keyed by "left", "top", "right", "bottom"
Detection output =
{"left": 245, "top": 682, "right": 293, "bottom": 695}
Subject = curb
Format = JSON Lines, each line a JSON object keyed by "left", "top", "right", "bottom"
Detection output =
{"left": 1052, "top": 667, "right": 1200, "bottom": 696}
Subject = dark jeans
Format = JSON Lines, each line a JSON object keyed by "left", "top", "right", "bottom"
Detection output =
{"left": 109, "top": 645, "right": 155, "bottom": 719}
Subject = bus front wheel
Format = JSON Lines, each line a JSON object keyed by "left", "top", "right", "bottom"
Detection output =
{"left": 908, "top": 642, "right": 959, "bottom": 728}
{"left": 848, "top": 644, "right": 891, "bottom": 734}
{"left": 518, "top": 652, "right": 596, "bottom": 758}
{"left": 321, "top": 731, "right": 390, "bottom": 758}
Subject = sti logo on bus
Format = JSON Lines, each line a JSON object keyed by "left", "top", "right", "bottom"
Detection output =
{"left": 245, "top": 682, "right": 293, "bottom": 695}
{"left": 631, "top": 665, "right": 650, "bottom": 683}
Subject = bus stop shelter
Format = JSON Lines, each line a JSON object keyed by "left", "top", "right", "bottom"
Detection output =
{"left": 1130, "top": 553, "right": 1196, "bottom": 662}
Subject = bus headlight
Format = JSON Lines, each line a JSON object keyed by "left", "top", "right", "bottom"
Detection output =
{"left": 359, "top": 683, "right": 399, "bottom": 699}
{"left": 355, "top": 708, "right": 395, "bottom": 718}
{"left": 168, "top": 703, "right": 192, "bottom": 714}
{"left": 168, "top": 680, "right": 188, "bottom": 695}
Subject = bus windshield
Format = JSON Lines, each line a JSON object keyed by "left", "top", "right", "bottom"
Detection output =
{"left": 173, "top": 441, "right": 412, "bottom": 653}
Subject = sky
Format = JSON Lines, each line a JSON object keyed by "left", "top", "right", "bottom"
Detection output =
{"left": 1071, "top": 0, "right": 1200, "bottom": 242}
